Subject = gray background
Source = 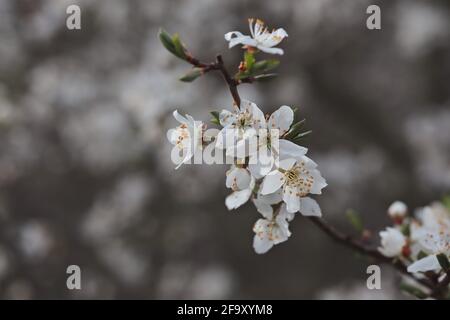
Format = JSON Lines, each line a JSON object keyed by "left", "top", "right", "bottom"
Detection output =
{"left": 0, "top": 0, "right": 449, "bottom": 299}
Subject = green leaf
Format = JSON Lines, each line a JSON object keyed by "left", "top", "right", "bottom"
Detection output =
{"left": 291, "top": 130, "right": 312, "bottom": 144}
{"left": 285, "top": 119, "right": 306, "bottom": 139}
{"left": 210, "top": 111, "right": 221, "bottom": 125}
{"left": 252, "top": 73, "right": 278, "bottom": 82}
{"left": 437, "top": 253, "right": 450, "bottom": 271}
{"left": 345, "top": 209, "right": 364, "bottom": 233}
{"left": 158, "top": 28, "right": 177, "bottom": 56}
{"left": 252, "top": 59, "right": 280, "bottom": 73}
{"left": 244, "top": 51, "right": 255, "bottom": 71}
{"left": 172, "top": 33, "right": 187, "bottom": 60}
{"left": 400, "top": 283, "right": 428, "bottom": 299}
{"left": 158, "top": 28, "right": 188, "bottom": 60}
{"left": 179, "top": 68, "right": 203, "bottom": 82}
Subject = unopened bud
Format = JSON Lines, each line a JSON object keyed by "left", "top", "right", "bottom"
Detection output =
{"left": 388, "top": 201, "right": 407, "bottom": 222}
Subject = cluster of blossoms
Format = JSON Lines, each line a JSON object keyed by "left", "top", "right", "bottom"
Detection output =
{"left": 378, "top": 200, "right": 450, "bottom": 275}
{"left": 160, "top": 18, "right": 450, "bottom": 298}
{"left": 164, "top": 19, "right": 326, "bottom": 254}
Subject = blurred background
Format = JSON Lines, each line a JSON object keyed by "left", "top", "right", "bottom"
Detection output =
{"left": 0, "top": 0, "right": 449, "bottom": 299}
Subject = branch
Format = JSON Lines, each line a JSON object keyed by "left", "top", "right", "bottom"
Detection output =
{"left": 185, "top": 53, "right": 241, "bottom": 107}
{"left": 307, "top": 216, "right": 436, "bottom": 291}
{"left": 215, "top": 55, "right": 241, "bottom": 107}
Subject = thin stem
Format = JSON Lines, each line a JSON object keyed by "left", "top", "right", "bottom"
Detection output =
{"left": 184, "top": 53, "right": 241, "bottom": 107}
{"left": 215, "top": 55, "right": 241, "bottom": 107}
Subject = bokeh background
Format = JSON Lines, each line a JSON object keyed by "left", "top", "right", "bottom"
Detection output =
{"left": 0, "top": 0, "right": 449, "bottom": 299}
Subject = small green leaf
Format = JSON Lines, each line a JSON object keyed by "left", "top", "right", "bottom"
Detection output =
{"left": 172, "top": 33, "right": 187, "bottom": 60}
{"left": 437, "top": 253, "right": 450, "bottom": 271}
{"left": 345, "top": 209, "right": 364, "bottom": 233}
{"left": 252, "top": 73, "right": 278, "bottom": 82}
{"left": 244, "top": 51, "right": 255, "bottom": 71}
{"left": 210, "top": 111, "right": 221, "bottom": 125}
{"left": 400, "top": 283, "right": 428, "bottom": 299}
{"left": 417, "top": 250, "right": 428, "bottom": 260}
{"left": 179, "top": 68, "right": 203, "bottom": 82}
{"left": 400, "top": 223, "right": 410, "bottom": 237}
{"left": 159, "top": 29, "right": 188, "bottom": 60}
{"left": 285, "top": 119, "right": 306, "bottom": 139}
{"left": 291, "top": 130, "right": 312, "bottom": 144}
{"left": 252, "top": 59, "right": 280, "bottom": 73}
{"left": 158, "top": 28, "right": 177, "bottom": 56}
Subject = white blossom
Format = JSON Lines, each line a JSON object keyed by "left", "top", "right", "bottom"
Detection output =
{"left": 247, "top": 105, "right": 307, "bottom": 179}
{"left": 225, "top": 166, "right": 255, "bottom": 210}
{"left": 253, "top": 203, "right": 294, "bottom": 254}
{"left": 167, "top": 110, "right": 203, "bottom": 169}
{"left": 225, "top": 18, "right": 288, "bottom": 55}
{"left": 378, "top": 227, "right": 407, "bottom": 257}
{"left": 215, "top": 99, "right": 266, "bottom": 159}
{"left": 407, "top": 203, "right": 450, "bottom": 273}
{"left": 260, "top": 156, "right": 327, "bottom": 215}
{"left": 407, "top": 229, "right": 450, "bottom": 273}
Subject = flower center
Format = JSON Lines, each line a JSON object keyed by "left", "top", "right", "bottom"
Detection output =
{"left": 284, "top": 162, "right": 314, "bottom": 196}
{"left": 236, "top": 112, "right": 253, "bottom": 128}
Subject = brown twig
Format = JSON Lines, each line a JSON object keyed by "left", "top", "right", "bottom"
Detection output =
{"left": 306, "top": 216, "right": 450, "bottom": 296}
{"left": 185, "top": 53, "right": 241, "bottom": 107}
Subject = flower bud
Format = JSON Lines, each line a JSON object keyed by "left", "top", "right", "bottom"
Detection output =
{"left": 387, "top": 201, "right": 407, "bottom": 222}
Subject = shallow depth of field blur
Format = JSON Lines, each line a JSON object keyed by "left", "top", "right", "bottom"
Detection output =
{"left": 0, "top": 0, "right": 449, "bottom": 299}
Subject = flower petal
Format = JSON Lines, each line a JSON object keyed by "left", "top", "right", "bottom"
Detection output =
{"left": 252, "top": 198, "right": 273, "bottom": 219}
{"left": 407, "top": 255, "right": 441, "bottom": 273}
{"left": 260, "top": 28, "right": 288, "bottom": 47}
{"left": 215, "top": 127, "right": 236, "bottom": 150}
{"left": 257, "top": 46, "right": 284, "bottom": 55}
{"left": 225, "top": 189, "right": 252, "bottom": 210}
{"left": 219, "top": 109, "right": 236, "bottom": 127}
{"left": 224, "top": 31, "right": 245, "bottom": 41}
{"left": 310, "top": 169, "right": 327, "bottom": 195}
{"left": 248, "top": 147, "right": 274, "bottom": 179}
{"left": 268, "top": 105, "right": 293, "bottom": 135}
{"left": 166, "top": 128, "right": 177, "bottom": 144}
{"left": 243, "top": 99, "right": 266, "bottom": 129}
{"left": 253, "top": 233, "right": 273, "bottom": 254}
{"left": 299, "top": 197, "right": 322, "bottom": 217}
{"left": 225, "top": 166, "right": 251, "bottom": 190}
{"left": 278, "top": 158, "right": 296, "bottom": 170}
{"left": 173, "top": 110, "right": 188, "bottom": 124}
{"left": 278, "top": 139, "right": 308, "bottom": 160}
{"left": 260, "top": 170, "right": 284, "bottom": 194}
{"left": 283, "top": 185, "right": 300, "bottom": 213}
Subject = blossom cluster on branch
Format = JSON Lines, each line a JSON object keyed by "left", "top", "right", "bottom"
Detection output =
{"left": 163, "top": 19, "right": 326, "bottom": 254}
{"left": 159, "top": 18, "right": 450, "bottom": 299}
{"left": 379, "top": 201, "right": 450, "bottom": 277}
